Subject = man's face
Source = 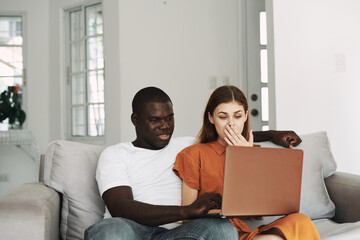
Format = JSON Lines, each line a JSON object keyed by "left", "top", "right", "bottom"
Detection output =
{"left": 132, "top": 101, "right": 174, "bottom": 150}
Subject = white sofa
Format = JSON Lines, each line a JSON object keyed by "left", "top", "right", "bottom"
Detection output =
{"left": 0, "top": 132, "right": 359, "bottom": 239}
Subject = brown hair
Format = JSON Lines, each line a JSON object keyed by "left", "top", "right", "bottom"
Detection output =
{"left": 196, "top": 85, "right": 250, "bottom": 143}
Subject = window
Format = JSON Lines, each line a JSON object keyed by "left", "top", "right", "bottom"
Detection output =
{"left": 0, "top": 15, "right": 25, "bottom": 130}
{"left": 65, "top": 2, "right": 105, "bottom": 139}
{"left": 259, "top": 11, "right": 269, "bottom": 131}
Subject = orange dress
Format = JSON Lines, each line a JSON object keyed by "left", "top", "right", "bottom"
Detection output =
{"left": 173, "top": 141, "right": 320, "bottom": 240}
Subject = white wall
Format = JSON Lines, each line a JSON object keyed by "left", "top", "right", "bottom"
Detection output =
{"left": 0, "top": 146, "right": 37, "bottom": 196}
{"left": 116, "top": 0, "right": 241, "bottom": 142}
{"left": 272, "top": 0, "right": 360, "bottom": 174}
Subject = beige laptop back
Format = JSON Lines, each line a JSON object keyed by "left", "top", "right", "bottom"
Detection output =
{"left": 222, "top": 146, "right": 303, "bottom": 217}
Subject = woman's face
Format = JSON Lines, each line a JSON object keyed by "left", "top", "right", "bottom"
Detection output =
{"left": 208, "top": 101, "right": 248, "bottom": 146}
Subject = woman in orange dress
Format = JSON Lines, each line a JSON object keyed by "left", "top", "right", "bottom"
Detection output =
{"left": 173, "top": 85, "right": 320, "bottom": 240}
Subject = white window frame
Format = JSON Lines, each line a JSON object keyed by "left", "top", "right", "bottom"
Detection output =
{"left": 64, "top": 1, "right": 105, "bottom": 143}
{"left": 0, "top": 12, "right": 27, "bottom": 130}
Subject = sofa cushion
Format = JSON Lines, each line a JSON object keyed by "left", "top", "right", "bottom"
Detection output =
{"left": 313, "top": 219, "right": 360, "bottom": 239}
{"left": 44, "top": 140, "right": 105, "bottom": 240}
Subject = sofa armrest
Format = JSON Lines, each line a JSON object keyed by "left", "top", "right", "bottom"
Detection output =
{"left": 325, "top": 171, "right": 360, "bottom": 223}
{"left": 0, "top": 182, "right": 60, "bottom": 240}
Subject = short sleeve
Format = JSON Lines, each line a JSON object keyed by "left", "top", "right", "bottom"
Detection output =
{"left": 173, "top": 147, "right": 201, "bottom": 190}
{"left": 96, "top": 146, "right": 131, "bottom": 197}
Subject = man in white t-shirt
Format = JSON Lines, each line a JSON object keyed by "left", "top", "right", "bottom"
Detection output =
{"left": 85, "top": 87, "right": 302, "bottom": 240}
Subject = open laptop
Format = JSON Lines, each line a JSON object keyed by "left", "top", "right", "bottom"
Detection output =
{"left": 219, "top": 146, "right": 304, "bottom": 217}
{"left": 196, "top": 146, "right": 303, "bottom": 218}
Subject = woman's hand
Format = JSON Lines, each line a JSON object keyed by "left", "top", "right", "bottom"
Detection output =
{"left": 224, "top": 126, "right": 254, "bottom": 147}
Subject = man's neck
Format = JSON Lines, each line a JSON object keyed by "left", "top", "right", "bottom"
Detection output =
{"left": 132, "top": 139, "right": 167, "bottom": 150}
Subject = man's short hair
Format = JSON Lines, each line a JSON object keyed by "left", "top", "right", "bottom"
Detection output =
{"left": 132, "top": 87, "right": 172, "bottom": 115}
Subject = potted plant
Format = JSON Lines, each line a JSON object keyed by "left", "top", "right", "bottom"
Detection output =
{"left": 0, "top": 85, "right": 26, "bottom": 129}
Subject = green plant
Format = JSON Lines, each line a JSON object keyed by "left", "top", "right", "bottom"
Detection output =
{"left": 0, "top": 85, "right": 26, "bottom": 127}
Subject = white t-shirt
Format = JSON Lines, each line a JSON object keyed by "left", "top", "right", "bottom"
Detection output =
{"left": 96, "top": 136, "right": 195, "bottom": 229}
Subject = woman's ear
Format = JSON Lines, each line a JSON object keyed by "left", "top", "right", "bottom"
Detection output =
{"left": 245, "top": 110, "right": 249, "bottom": 122}
{"left": 208, "top": 112, "right": 214, "bottom": 124}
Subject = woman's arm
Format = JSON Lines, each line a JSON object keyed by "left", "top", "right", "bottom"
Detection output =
{"left": 182, "top": 181, "right": 198, "bottom": 206}
{"left": 181, "top": 182, "right": 222, "bottom": 217}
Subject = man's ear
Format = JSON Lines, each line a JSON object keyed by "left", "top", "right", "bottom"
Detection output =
{"left": 208, "top": 112, "right": 214, "bottom": 124}
{"left": 131, "top": 113, "right": 138, "bottom": 126}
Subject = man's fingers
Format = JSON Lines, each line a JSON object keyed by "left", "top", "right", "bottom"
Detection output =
{"left": 200, "top": 193, "right": 222, "bottom": 210}
{"left": 281, "top": 139, "right": 291, "bottom": 148}
{"left": 209, "top": 200, "right": 219, "bottom": 209}
{"left": 285, "top": 136, "right": 299, "bottom": 148}
{"left": 291, "top": 137, "right": 302, "bottom": 147}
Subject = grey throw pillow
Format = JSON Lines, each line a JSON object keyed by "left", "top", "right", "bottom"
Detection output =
{"left": 44, "top": 140, "right": 105, "bottom": 240}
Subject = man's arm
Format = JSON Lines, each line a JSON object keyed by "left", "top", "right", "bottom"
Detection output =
{"left": 103, "top": 186, "right": 221, "bottom": 227}
{"left": 252, "top": 130, "right": 302, "bottom": 148}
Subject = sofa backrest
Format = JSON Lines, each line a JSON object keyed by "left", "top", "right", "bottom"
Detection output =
{"left": 42, "top": 132, "right": 338, "bottom": 239}
{"left": 43, "top": 140, "right": 105, "bottom": 240}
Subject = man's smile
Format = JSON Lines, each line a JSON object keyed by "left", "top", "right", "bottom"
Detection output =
{"left": 158, "top": 134, "right": 171, "bottom": 141}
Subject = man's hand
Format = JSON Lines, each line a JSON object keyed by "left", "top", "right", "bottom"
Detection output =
{"left": 271, "top": 130, "right": 302, "bottom": 148}
{"left": 186, "top": 193, "right": 222, "bottom": 218}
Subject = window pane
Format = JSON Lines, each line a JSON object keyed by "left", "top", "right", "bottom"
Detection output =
{"left": 0, "top": 46, "right": 23, "bottom": 76}
{"left": 87, "top": 70, "right": 104, "bottom": 103}
{"left": 70, "top": 10, "right": 81, "bottom": 41}
{"left": 70, "top": 42, "right": 84, "bottom": 72}
{"left": 71, "top": 73, "right": 85, "bottom": 104}
{"left": 86, "top": 4, "right": 103, "bottom": 36}
{"left": 72, "top": 106, "right": 85, "bottom": 136}
{"left": 86, "top": 36, "right": 104, "bottom": 70}
{"left": 87, "top": 104, "right": 105, "bottom": 136}
{"left": 260, "top": 49, "right": 268, "bottom": 83}
{"left": 67, "top": 4, "right": 104, "bottom": 139}
{"left": 0, "top": 15, "right": 24, "bottom": 131}
{"left": 260, "top": 11, "right": 267, "bottom": 45}
{"left": 0, "top": 16, "right": 22, "bottom": 45}
{"left": 261, "top": 87, "right": 269, "bottom": 121}
{"left": 0, "top": 76, "right": 22, "bottom": 93}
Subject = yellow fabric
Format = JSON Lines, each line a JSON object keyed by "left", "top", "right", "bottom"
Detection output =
{"left": 173, "top": 141, "right": 320, "bottom": 239}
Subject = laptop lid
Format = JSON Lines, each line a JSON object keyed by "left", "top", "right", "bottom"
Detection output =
{"left": 221, "top": 146, "right": 303, "bottom": 217}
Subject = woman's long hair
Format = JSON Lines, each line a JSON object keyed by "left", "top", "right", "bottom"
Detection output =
{"left": 196, "top": 85, "right": 250, "bottom": 143}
